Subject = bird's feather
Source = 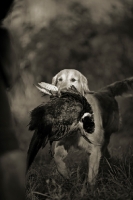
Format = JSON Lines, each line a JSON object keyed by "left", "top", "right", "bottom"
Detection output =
{"left": 38, "top": 82, "right": 58, "bottom": 92}
{"left": 27, "top": 130, "right": 48, "bottom": 171}
{"left": 35, "top": 85, "right": 51, "bottom": 95}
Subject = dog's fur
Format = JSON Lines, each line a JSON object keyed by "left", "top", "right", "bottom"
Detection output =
{"left": 52, "top": 69, "right": 133, "bottom": 185}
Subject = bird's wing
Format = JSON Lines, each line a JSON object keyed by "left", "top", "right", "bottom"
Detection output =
{"left": 29, "top": 105, "right": 46, "bottom": 131}
{"left": 36, "top": 85, "right": 51, "bottom": 95}
{"left": 38, "top": 82, "right": 58, "bottom": 92}
{"left": 36, "top": 82, "right": 58, "bottom": 95}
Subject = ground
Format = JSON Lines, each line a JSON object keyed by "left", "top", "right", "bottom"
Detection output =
{"left": 26, "top": 133, "right": 133, "bottom": 200}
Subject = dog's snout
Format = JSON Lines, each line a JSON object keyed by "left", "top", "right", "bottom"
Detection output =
{"left": 58, "top": 86, "right": 68, "bottom": 92}
{"left": 58, "top": 85, "right": 73, "bottom": 92}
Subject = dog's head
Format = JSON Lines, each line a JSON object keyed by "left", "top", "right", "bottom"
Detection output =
{"left": 52, "top": 69, "right": 90, "bottom": 96}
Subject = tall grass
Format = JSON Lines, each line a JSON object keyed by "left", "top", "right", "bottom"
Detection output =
{"left": 26, "top": 147, "right": 133, "bottom": 200}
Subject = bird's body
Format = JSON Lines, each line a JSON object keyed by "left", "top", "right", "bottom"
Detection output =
{"left": 27, "top": 86, "right": 94, "bottom": 171}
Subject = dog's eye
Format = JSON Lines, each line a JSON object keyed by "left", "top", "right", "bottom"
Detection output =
{"left": 58, "top": 78, "right": 62, "bottom": 82}
{"left": 71, "top": 78, "right": 76, "bottom": 82}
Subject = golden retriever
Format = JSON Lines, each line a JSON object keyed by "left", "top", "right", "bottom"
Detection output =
{"left": 52, "top": 69, "right": 100, "bottom": 185}
{"left": 52, "top": 69, "right": 90, "bottom": 96}
{"left": 51, "top": 69, "right": 133, "bottom": 186}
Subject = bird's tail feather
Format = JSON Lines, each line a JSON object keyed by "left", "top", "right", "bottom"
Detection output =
{"left": 27, "top": 130, "right": 48, "bottom": 172}
{"left": 100, "top": 77, "right": 133, "bottom": 98}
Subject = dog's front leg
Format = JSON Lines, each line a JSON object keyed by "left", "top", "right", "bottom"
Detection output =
{"left": 88, "top": 145, "right": 101, "bottom": 186}
{"left": 54, "top": 142, "right": 70, "bottom": 179}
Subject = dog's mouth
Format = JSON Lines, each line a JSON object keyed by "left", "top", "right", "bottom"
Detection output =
{"left": 81, "top": 112, "right": 95, "bottom": 134}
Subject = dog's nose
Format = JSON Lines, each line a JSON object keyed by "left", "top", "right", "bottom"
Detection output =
{"left": 58, "top": 85, "right": 72, "bottom": 92}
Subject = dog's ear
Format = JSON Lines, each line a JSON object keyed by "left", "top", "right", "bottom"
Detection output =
{"left": 52, "top": 74, "right": 58, "bottom": 85}
{"left": 80, "top": 74, "right": 90, "bottom": 95}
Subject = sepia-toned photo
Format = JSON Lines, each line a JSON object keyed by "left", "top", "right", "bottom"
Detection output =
{"left": 0, "top": 0, "right": 133, "bottom": 199}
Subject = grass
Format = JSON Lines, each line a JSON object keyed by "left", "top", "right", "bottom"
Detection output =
{"left": 26, "top": 147, "right": 133, "bottom": 200}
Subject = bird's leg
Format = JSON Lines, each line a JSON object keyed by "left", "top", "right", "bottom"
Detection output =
{"left": 77, "top": 121, "right": 83, "bottom": 129}
{"left": 49, "top": 141, "right": 54, "bottom": 158}
{"left": 77, "top": 121, "right": 92, "bottom": 136}
{"left": 69, "top": 121, "right": 87, "bottom": 136}
{"left": 75, "top": 121, "right": 85, "bottom": 135}
{"left": 77, "top": 122, "right": 93, "bottom": 144}
{"left": 69, "top": 122, "right": 79, "bottom": 132}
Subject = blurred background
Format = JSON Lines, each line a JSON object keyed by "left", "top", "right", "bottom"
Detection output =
{"left": 3, "top": 0, "right": 133, "bottom": 156}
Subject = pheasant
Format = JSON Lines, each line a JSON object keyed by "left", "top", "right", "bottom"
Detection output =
{"left": 27, "top": 84, "right": 95, "bottom": 171}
